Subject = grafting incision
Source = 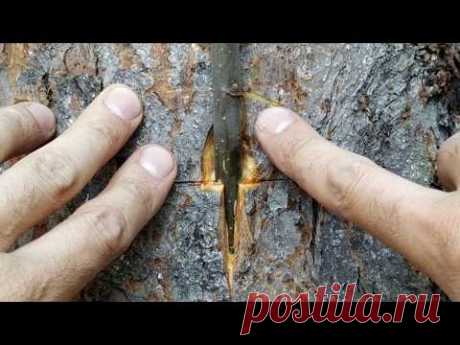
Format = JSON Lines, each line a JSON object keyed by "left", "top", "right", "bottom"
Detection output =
{"left": 0, "top": 43, "right": 458, "bottom": 300}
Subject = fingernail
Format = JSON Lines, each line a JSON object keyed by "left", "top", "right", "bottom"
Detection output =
{"left": 103, "top": 86, "right": 142, "bottom": 120}
{"left": 140, "top": 145, "right": 175, "bottom": 179}
{"left": 256, "top": 107, "right": 296, "bottom": 134}
{"left": 27, "top": 103, "right": 55, "bottom": 136}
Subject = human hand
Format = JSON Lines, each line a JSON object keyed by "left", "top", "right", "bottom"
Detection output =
{"left": 0, "top": 84, "right": 176, "bottom": 300}
{"left": 255, "top": 107, "right": 460, "bottom": 301}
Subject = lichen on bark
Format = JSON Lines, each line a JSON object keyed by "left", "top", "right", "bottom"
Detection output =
{"left": 0, "top": 43, "right": 457, "bottom": 300}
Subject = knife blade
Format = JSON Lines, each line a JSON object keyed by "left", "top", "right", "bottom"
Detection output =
{"left": 210, "top": 43, "right": 242, "bottom": 254}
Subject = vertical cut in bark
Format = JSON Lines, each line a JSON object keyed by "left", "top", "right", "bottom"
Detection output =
{"left": 1, "top": 43, "right": 457, "bottom": 300}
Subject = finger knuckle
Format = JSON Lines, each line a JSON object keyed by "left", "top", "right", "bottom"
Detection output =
{"left": 414, "top": 199, "right": 460, "bottom": 270}
{"left": 380, "top": 196, "right": 407, "bottom": 239}
{"left": 86, "top": 120, "right": 122, "bottom": 149}
{"left": 32, "top": 149, "right": 79, "bottom": 201}
{"left": 442, "top": 238, "right": 460, "bottom": 273}
{"left": 326, "top": 156, "right": 371, "bottom": 216}
{"left": 284, "top": 136, "right": 319, "bottom": 175}
{"left": 81, "top": 206, "right": 128, "bottom": 258}
{"left": 436, "top": 215, "right": 460, "bottom": 267}
{"left": 118, "top": 178, "right": 154, "bottom": 212}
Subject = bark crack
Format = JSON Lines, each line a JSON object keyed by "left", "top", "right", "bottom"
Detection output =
{"left": 310, "top": 200, "right": 319, "bottom": 264}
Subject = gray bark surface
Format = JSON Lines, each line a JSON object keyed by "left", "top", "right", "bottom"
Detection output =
{"left": 0, "top": 43, "right": 457, "bottom": 300}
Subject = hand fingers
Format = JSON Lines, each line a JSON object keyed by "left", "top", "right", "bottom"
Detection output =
{"left": 10, "top": 145, "right": 176, "bottom": 300}
{"left": 0, "top": 84, "right": 143, "bottom": 251}
{"left": 437, "top": 132, "right": 460, "bottom": 191}
{"left": 0, "top": 102, "right": 55, "bottom": 162}
{"left": 255, "top": 107, "right": 447, "bottom": 269}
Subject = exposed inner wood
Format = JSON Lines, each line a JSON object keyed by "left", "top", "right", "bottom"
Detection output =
{"left": 2, "top": 43, "right": 455, "bottom": 301}
{"left": 201, "top": 127, "right": 216, "bottom": 183}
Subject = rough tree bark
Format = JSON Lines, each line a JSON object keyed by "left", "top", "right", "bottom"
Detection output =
{"left": 0, "top": 43, "right": 458, "bottom": 301}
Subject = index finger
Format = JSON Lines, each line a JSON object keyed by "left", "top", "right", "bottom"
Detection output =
{"left": 255, "top": 107, "right": 446, "bottom": 270}
{"left": 0, "top": 84, "right": 143, "bottom": 250}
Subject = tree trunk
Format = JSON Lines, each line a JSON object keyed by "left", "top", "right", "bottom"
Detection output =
{"left": 0, "top": 43, "right": 457, "bottom": 301}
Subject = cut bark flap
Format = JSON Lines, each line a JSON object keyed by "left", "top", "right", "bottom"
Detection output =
{"left": 1, "top": 43, "right": 455, "bottom": 301}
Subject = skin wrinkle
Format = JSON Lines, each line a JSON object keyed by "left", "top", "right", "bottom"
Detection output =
{"left": 363, "top": 184, "right": 403, "bottom": 240}
{"left": 111, "top": 177, "right": 156, "bottom": 213}
{"left": 288, "top": 140, "right": 327, "bottom": 184}
{"left": 76, "top": 206, "right": 128, "bottom": 259}
{"left": 0, "top": 181, "right": 39, "bottom": 246}
{"left": 0, "top": 151, "right": 80, "bottom": 250}
{"left": 0, "top": 84, "right": 177, "bottom": 301}
{"left": 0, "top": 85, "right": 143, "bottom": 250}
{"left": 32, "top": 149, "right": 81, "bottom": 201}
{"left": 0, "top": 104, "right": 53, "bottom": 161}
{"left": 2, "top": 80, "right": 460, "bottom": 301}
{"left": 80, "top": 119, "right": 124, "bottom": 154}
{"left": 325, "top": 157, "right": 370, "bottom": 217}
{"left": 255, "top": 107, "right": 460, "bottom": 301}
